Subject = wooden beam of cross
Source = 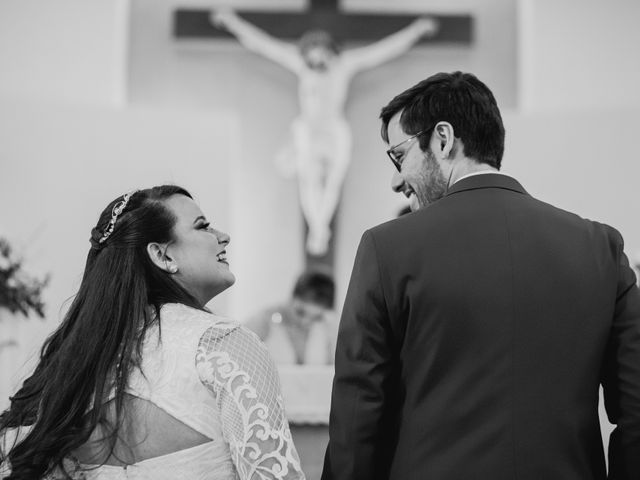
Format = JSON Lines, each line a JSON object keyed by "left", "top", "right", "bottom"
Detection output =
{"left": 174, "top": 0, "right": 473, "bottom": 44}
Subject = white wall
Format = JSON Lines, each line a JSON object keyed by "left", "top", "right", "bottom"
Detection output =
{"left": 504, "top": 109, "right": 640, "bottom": 248}
{"left": 519, "top": 0, "right": 640, "bottom": 111}
{"left": 0, "top": 0, "right": 129, "bottom": 106}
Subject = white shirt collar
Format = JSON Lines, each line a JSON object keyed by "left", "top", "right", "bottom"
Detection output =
{"left": 452, "top": 170, "right": 515, "bottom": 186}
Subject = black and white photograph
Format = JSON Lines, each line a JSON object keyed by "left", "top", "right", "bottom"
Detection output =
{"left": 1, "top": 0, "right": 639, "bottom": 478}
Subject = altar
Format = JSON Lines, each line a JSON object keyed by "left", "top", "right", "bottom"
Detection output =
{"left": 279, "top": 364, "right": 333, "bottom": 424}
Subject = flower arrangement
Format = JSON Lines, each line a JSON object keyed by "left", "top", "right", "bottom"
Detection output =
{"left": 0, "top": 237, "right": 48, "bottom": 318}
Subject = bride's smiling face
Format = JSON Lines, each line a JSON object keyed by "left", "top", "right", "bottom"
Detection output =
{"left": 163, "top": 195, "right": 235, "bottom": 305}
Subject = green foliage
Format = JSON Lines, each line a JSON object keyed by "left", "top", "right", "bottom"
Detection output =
{"left": 0, "top": 237, "right": 49, "bottom": 318}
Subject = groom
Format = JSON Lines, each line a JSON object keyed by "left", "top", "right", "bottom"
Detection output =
{"left": 322, "top": 72, "right": 640, "bottom": 479}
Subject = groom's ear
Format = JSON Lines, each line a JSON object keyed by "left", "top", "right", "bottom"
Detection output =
{"left": 434, "top": 121, "right": 455, "bottom": 160}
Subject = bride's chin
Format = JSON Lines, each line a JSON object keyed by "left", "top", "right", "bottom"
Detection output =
{"left": 212, "top": 274, "right": 236, "bottom": 295}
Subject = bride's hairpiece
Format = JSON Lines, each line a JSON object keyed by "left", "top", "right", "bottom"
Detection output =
{"left": 98, "top": 190, "right": 138, "bottom": 244}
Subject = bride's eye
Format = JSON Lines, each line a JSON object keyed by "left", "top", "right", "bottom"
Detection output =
{"left": 199, "top": 222, "right": 212, "bottom": 231}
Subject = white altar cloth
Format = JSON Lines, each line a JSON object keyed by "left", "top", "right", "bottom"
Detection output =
{"left": 278, "top": 365, "right": 334, "bottom": 425}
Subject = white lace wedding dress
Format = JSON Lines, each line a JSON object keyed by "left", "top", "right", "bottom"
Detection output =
{"left": 1, "top": 303, "right": 306, "bottom": 479}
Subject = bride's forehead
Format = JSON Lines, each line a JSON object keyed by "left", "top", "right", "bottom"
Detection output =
{"left": 165, "top": 195, "right": 204, "bottom": 220}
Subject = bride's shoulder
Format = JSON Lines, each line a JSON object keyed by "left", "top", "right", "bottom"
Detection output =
{"left": 160, "top": 302, "right": 239, "bottom": 330}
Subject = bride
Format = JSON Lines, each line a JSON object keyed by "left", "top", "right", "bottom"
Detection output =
{"left": 0, "top": 185, "right": 305, "bottom": 479}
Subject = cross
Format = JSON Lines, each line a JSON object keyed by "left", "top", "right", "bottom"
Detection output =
{"left": 173, "top": 0, "right": 473, "bottom": 44}
{"left": 172, "top": 1, "right": 473, "bottom": 273}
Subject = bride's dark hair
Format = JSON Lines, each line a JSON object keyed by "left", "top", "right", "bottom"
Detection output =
{"left": 0, "top": 185, "right": 202, "bottom": 479}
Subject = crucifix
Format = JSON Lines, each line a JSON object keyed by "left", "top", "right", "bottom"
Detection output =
{"left": 174, "top": 1, "right": 473, "bottom": 272}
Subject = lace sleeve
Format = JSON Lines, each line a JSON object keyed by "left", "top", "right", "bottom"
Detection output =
{"left": 196, "top": 324, "right": 306, "bottom": 480}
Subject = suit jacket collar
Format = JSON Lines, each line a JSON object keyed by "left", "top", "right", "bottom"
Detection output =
{"left": 444, "top": 173, "right": 528, "bottom": 198}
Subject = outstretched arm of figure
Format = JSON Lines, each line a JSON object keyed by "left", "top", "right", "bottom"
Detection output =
{"left": 341, "top": 17, "right": 439, "bottom": 74}
{"left": 211, "top": 9, "right": 304, "bottom": 74}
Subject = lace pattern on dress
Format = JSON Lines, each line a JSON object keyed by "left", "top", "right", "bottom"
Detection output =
{"left": 196, "top": 325, "right": 305, "bottom": 480}
{"left": 41, "top": 457, "right": 87, "bottom": 480}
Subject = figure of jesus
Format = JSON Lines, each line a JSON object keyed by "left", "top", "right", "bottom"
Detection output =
{"left": 212, "top": 10, "right": 438, "bottom": 255}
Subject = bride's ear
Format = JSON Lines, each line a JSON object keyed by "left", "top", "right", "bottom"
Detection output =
{"left": 147, "top": 242, "right": 178, "bottom": 274}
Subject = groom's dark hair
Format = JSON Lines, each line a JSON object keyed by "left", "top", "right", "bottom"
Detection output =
{"left": 380, "top": 71, "right": 505, "bottom": 169}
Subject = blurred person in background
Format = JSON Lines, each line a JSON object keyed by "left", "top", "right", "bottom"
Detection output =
{"left": 245, "top": 270, "right": 337, "bottom": 365}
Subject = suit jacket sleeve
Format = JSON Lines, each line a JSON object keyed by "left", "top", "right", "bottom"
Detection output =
{"left": 601, "top": 227, "right": 640, "bottom": 479}
{"left": 322, "top": 230, "right": 397, "bottom": 480}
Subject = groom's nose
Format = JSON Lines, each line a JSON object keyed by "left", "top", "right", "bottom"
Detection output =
{"left": 391, "top": 169, "right": 405, "bottom": 193}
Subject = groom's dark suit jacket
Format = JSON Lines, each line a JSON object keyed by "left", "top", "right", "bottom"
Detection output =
{"left": 322, "top": 174, "right": 640, "bottom": 480}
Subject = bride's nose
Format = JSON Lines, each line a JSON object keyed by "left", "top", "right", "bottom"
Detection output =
{"left": 216, "top": 230, "right": 230, "bottom": 246}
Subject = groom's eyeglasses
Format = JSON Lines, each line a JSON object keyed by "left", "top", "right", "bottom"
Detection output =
{"left": 386, "top": 127, "right": 432, "bottom": 172}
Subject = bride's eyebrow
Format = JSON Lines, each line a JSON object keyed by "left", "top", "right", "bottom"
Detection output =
{"left": 193, "top": 215, "right": 207, "bottom": 225}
